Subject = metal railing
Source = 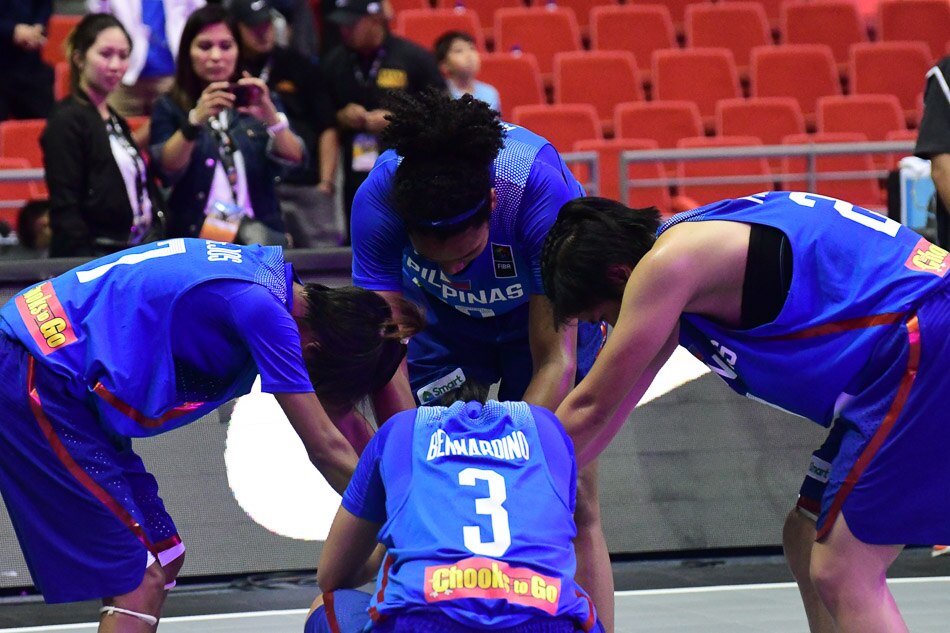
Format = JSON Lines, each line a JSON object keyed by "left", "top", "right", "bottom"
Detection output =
{"left": 564, "top": 140, "right": 917, "bottom": 206}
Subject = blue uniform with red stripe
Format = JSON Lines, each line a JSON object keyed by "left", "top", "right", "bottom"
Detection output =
{"left": 659, "top": 191, "right": 950, "bottom": 543}
{"left": 308, "top": 401, "right": 600, "bottom": 632}
{"left": 0, "top": 239, "right": 313, "bottom": 602}
{"left": 351, "top": 124, "right": 605, "bottom": 403}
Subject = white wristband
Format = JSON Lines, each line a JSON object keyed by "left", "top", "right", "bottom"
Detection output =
{"left": 266, "top": 112, "right": 289, "bottom": 137}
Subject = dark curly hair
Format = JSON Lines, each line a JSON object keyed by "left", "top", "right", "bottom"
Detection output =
{"left": 301, "top": 285, "right": 425, "bottom": 411}
{"left": 541, "top": 197, "right": 661, "bottom": 326}
{"left": 381, "top": 88, "right": 504, "bottom": 238}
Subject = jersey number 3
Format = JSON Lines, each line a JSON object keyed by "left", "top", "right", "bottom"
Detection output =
{"left": 459, "top": 467, "right": 512, "bottom": 557}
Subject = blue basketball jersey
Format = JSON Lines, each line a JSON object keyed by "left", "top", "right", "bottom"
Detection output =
{"left": 362, "top": 401, "right": 595, "bottom": 630}
{"left": 658, "top": 191, "right": 949, "bottom": 425}
{"left": 0, "top": 239, "right": 289, "bottom": 437}
{"left": 352, "top": 123, "right": 585, "bottom": 318}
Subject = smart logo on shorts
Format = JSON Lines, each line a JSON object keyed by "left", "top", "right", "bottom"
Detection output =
{"left": 15, "top": 282, "right": 77, "bottom": 354}
{"left": 424, "top": 556, "right": 561, "bottom": 615}
{"left": 905, "top": 238, "right": 949, "bottom": 277}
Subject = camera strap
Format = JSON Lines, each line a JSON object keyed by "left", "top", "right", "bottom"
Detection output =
{"left": 208, "top": 111, "right": 242, "bottom": 206}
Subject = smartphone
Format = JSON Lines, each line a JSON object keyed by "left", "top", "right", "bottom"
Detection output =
{"left": 229, "top": 83, "right": 261, "bottom": 108}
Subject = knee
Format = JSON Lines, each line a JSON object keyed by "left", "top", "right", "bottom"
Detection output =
{"left": 809, "top": 551, "right": 850, "bottom": 610}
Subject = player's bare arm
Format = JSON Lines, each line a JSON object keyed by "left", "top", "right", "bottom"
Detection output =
{"left": 557, "top": 221, "right": 751, "bottom": 459}
{"left": 275, "top": 391, "right": 360, "bottom": 495}
{"left": 316, "top": 507, "right": 381, "bottom": 592}
{"left": 522, "top": 294, "right": 579, "bottom": 410}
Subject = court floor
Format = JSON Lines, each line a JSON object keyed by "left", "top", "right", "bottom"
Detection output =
{"left": 3, "top": 576, "right": 949, "bottom": 633}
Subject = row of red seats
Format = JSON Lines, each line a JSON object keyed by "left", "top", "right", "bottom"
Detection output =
{"left": 392, "top": 0, "right": 950, "bottom": 62}
{"left": 514, "top": 95, "right": 912, "bottom": 155}
{"left": 391, "top": 0, "right": 950, "bottom": 57}
{"left": 567, "top": 133, "right": 899, "bottom": 214}
{"left": 476, "top": 43, "right": 928, "bottom": 129}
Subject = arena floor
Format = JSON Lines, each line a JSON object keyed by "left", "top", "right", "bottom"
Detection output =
{"left": 3, "top": 550, "right": 949, "bottom": 632}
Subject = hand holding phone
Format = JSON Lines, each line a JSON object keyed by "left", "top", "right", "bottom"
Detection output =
{"left": 229, "top": 83, "right": 262, "bottom": 108}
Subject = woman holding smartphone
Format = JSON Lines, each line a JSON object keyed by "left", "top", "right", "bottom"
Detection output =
{"left": 150, "top": 4, "right": 304, "bottom": 245}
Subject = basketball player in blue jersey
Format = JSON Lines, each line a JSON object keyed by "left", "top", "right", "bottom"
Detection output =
{"left": 350, "top": 89, "right": 615, "bottom": 631}
{"left": 304, "top": 384, "right": 604, "bottom": 633}
{"left": 0, "top": 238, "right": 422, "bottom": 632}
{"left": 541, "top": 192, "right": 950, "bottom": 633}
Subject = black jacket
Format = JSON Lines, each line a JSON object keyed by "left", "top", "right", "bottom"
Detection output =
{"left": 41, "top": 92, "right": 166, "bottom": 257}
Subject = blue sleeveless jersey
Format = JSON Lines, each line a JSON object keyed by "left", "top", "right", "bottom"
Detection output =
{"left": 0, "top": 239, "right": 288, "bottom": 437}
{"left": 352, "top": 123, "right": 585, "bottom": 318}
{"left": 368, "top": 401, "right": 595, "bottom": 629}
{"left": 658, "top": 191, "right": 949, "bottom": 425}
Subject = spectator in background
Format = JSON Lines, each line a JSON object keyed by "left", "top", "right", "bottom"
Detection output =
{"left": 0, "top": 0, "right": 54, "bottom": 121}
{"left": 321, "top": 0, "right": 445, "bottom": 243}
{"left": 151, "top": 5, "right": 305, "bottom": 245}
{"left": 434, "top": 30, "right": 499, "bottom": 112}
{"left": 15, "top": 199, "right": 51, "bottom": 258}
{"left": 916, "top": 55, "right": 950, "bottom": 249}
{"left": 88, "top": 0, "right": 206, "bottom": 118}
{"left": 42, "top": 13, "right": 167, "bottom": 257}
{"left": 234, "top": 0, "right": 342, "bottom": 247}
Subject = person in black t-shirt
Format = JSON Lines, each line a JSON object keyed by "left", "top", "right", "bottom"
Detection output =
{"left": 234, "top": 0, "right": 343, "bottom": 247}
{"left": 916, "top": 55, "right": 950, "bottom": 249}
{"left": 321, "top": 0, "right": 445, "bottom": 243}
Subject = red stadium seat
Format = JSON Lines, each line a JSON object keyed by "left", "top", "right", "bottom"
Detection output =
{"left": 715, "top": 96, "right": 805, "bottom": 170}
{"left": 0, "top": 119, "right": 47, "bottom": 168}
{"left": 652, "top": 48, "right": 742, "bottom": 132}
{"left": 849, "top": 41, "right": 931, "bottom": 127}
{"left": 494, "top": 7, "right": 582, "bottom": 84}
{"left": 590, "top": 4, "right": 675, "bottom": 87}
{"left": 554, "top": 51, "right": 642, "bottom": 134}
{"left": 721, "top": 0, "right": 785, "bottom": 33}
{"left": 0, "top": 157, "right": 45, "bottom": 226}
{"left": 650, "top": 0, "right": 707, "bottom": 35}
{"left": 817, "top": 94, "right": 905, "bottom": 169}
{"left": 42, "top": 15, "right": 82, "bottom": 67}
{"left": 478, "top": 53, "right": 545, "bottom": 119}
{"left": 676, "top": 135, "right": 772, "bottom": 205}
{"left": 511, "top": 103, "right": 601, "bottom": 153}
{"left": 685, "top": 2, "right": 771, "bottom": 79}
{"left": 781, "top": 1, "right": 867, "bottom": 76}
{"left": 54, "top": 61, "right": 71, "bottom": 101}
{"left": 781, "top": 132, "right": 883, "bottom": 209}
{"left": 437, "top": 0, "right": 522, "bottom": 42}
{"left": 389, "top": 0, "right": 431, "bottom": 14}
{"left": 573, "top": 138, "right": 673, "bottom": 213}
{"left": 614, "top": 100, "right": 703, "bottom": 150}
{"left": 878, "top": 0, "right": 950, "bottom": 61}
{"left": 530, "top": 0, "right": 619, "bottom": 40}
{"left": 750, "top": 44, "right": 840, "bottom": 128}
{"left": 395, "top": 8, "right": 485, "bottom": 51}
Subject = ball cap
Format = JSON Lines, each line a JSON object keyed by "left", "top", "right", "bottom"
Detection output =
{"left": 328, "top": 0, "right": 384, "bottom": 25}
{"left": 232, "top": 0, "right": 273, "bottom": 26}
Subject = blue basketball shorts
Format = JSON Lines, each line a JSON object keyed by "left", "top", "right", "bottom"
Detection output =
{"left": 0, "top": 332, "right": 183, "bottom": 603}
{"left": 405, "top": 289, "right": 607, "bottom": 404}
{"left": 305, "top": 589, "right": 606, "bottom": 633}
{"left": 811, "top": 278, "right": 950, "bottom": 544}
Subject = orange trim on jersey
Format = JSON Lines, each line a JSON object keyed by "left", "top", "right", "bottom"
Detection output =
{"left": 368, "top": 554, "right": 394, "bottom": 623}
{"left": 27, "top": 358, "right": 158, "bottom": 555}
{"left": 93, "top": 383, "right": 205, "bottom": 429}
{"left": 576, "top": 590, "right": 597, "bottom": 632}
{"left": 323, "top": 591, "right": 341, "bottom": 633}
{"left": 769, "top": 312, "right": 907, "bottom": 341}
{"left": 816, "top": 314, "right": 921, "bottom": 541}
